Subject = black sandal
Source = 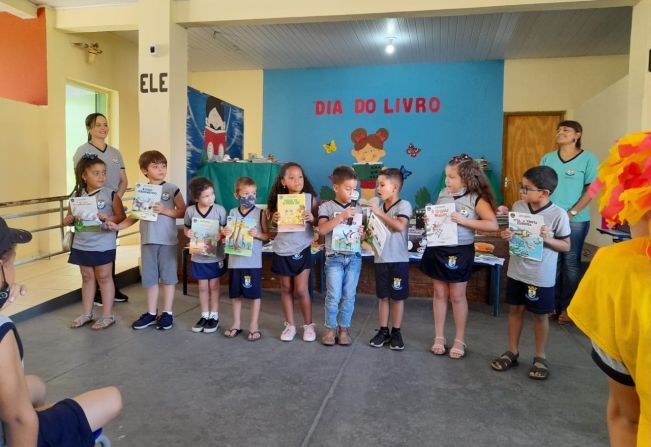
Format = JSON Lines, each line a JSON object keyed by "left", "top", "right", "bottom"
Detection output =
{"left": 491, "top": 351, "right": 519, "bottom": 371}
{"left": 528, "top": 357, "right": 550, "bottom": 380}
{"left": 223, "top": 328, "right": 242, "bottom": 338}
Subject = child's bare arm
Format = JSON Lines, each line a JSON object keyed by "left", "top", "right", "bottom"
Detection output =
{"left": 543, "top": 234, "right": 570, "bottom": 252}
{"left": 256, "top": 213, "right": 270, "bottom": 242}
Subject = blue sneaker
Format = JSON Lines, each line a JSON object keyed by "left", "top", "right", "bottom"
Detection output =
{"left": 157, "top": 312, "right": 173, "bottom": 330}
{"left": 132, "top": 313, "right": 157, "bottom": 330}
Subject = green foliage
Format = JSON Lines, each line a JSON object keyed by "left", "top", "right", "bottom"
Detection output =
{"left": 320, "top": 185, "right": 335, "bottom": 201}
{"left": 414, "top": 187, "right": 431, "bottom": 209}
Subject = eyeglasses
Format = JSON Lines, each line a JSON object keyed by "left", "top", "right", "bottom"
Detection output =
{"left": 518, "top": 183, "right": 547, "bottom": 193}
{"left": 449, "top": 153, "right": 472, "bottom": 164}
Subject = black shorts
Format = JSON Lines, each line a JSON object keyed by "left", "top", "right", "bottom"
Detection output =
{"left": 229, "top": 268, "right": 262, "bottom": 299}
{"left": 420, "top": 244, "right": 474, "bottom": 283}
{"left": 37, "top": 398, "right": 94, "bottom": 447}
{"left": 506, "top": 278, "right": 555, "bottom": 315}
{"left": 191, "top": 260, "right": 227, "bottom": 280}
{"left": 374, "top": 262, "right": 409, "bottom": 300}
{"left": 68, "top": 248, "right": 116, "bottom": 267}
{"left": 271, "top": 246, "right": 313, "bottom": 276}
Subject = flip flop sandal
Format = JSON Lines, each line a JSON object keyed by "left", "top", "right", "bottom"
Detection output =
{"left": 247, "top": 331, "right": 262, "bottom": 342}
{"left": 449, "top": 339, "right": 467, "bottom": 360}
{"left": 70, "top": 314, "right": 93, "bottom": 329}
{"left": 223, "top": 328, "right": 243, "bottom": 338}
{"left": 491, "top": 351, "right": 519, "bottom": 371}
{"left": 91, "top": 315, "right": 115, "bottom": 331}
{"left": 431, "top": 337, "right": 447, "bottom": 356}
{"left": 529, "top": 357, "right": 550, "bottom": 380}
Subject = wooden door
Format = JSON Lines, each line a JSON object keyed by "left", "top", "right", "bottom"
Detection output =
{"left": 502, "top": 113, "right": 564, "bottom": 207}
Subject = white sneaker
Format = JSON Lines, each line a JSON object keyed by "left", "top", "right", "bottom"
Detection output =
{"left": 303, "top": 323, "right": 316, "bottom": 342}
{"left": 280, "top": 322, "right": 296, "bottom": 341}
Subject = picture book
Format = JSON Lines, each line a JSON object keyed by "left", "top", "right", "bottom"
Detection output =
{"left": 128, "top": 183, "right": 162, "bottom": 221}
{"left": 365, "top": 212, "right": 390, "bottom": 257}
{"left": 189, "top": 217, "right": 220, "bottom": 257}
{"left": 331, "top": 212, "right": 363, "bottom": 253}
{"left": 224, "top": 215, "right": 255, "bottom": 257}
{"left": 508, "top": 211, "right": 545, "bottom": 261}
{"left": 277, "top": 194, "right": 306, "bottom": 232}
{"left": 70, "top": 196, "right": 101, "bottom": 232}
{"left": 425, "top": 203, "right": 458, "bottom": 247}
{"left": 408, "top": 226, "right": 427, "bottom": 256}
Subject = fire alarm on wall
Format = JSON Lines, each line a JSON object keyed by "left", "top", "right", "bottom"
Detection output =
{"left": 149, "top": 44, "right": 159, "bottom": 56}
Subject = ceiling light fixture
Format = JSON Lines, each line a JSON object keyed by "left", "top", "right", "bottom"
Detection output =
{"left": 385, "top": 37, "right": 396, "bottom": 55}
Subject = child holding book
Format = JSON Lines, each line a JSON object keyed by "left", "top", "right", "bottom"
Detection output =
{"left": 184, "top": 176, "right": 227, "bottom": 334}
{"left": 267, "top": 162, "right": 318, "bottom": 342}
{"left": 107, "top": 150, "right": 186, "bottom": 330}
{"left": 65, "top": 154, "right": 126, "bottom": 330}
{"left": 568, "top": 131, "right": 651, "bottom": 445}
{"left": 317, "top": 166, "right": 364, "bottom": 346}
{"left": 368, "top": 168, "right": 412, "bottom": 351}
{"left": 420, "top": 154, "right": 498, "bottom": 359}
{"left": 222, "top": 176, "right": 269, "bottom": 341}
{"left": 490, "top": 166, "right": 570, "bottom": 380}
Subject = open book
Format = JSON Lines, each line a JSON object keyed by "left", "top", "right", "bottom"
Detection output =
{"left": 508, "top": 211, "right": 545, "bottom": 261}
{"left": 365, "top": 212, "right": 390, "bottom": 257}
{"left": 128, "top": 183, "right": 162, "bottom": 221}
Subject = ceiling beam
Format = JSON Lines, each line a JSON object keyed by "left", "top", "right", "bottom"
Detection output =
{"left": 0, "top": 0, "right": 37, "bottom": 19}
{"left": 55, "top": 3, "right": 138, "bottom": 32}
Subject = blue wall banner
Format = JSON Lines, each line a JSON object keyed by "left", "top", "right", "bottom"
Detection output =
{"left": 186, "top": 86, "right": 244, "bottom": 187}
{"left": 262, "top": 61, "right": 504, "bottom": 207}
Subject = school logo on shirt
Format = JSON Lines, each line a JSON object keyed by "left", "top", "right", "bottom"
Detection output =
{"left": 243, "top": 275, "right": 252, "bottom": 288}
{"left": 292, "top": 253, "right": 304, "bottom": 261}
{"left": 392, "top": 277, "right": 403, "bottom": 291}
{"left": 161, "top": 192, "right": 171, "bottom": 201}
{"left": 526, "top": 286, "right": 539, "bottom": 301}
{"left": 565, "top": 169, "right": 575, "bottom": 176}
{"left": 460, "top": 207, "right": 470, "bottom": 217}
{"left": 112, "top": 156, "right": 119, "bottom": 164}
{"left": 446, "top": 256, "right": 458, "bottom": 270}
{"left": 96, "top": 199, "right": 106, "bottom": 210}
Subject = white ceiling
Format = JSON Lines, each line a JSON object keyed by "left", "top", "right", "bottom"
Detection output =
{"left": 28, "top": 1, "right": 632, "bottom": 71}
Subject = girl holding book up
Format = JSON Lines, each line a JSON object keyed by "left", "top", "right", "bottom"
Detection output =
{"left": 64, "top": 154, "right": 126, "bottom": 330}
{"left": 420, "top": 154, "right": 498, "bottom": 359}
{"left": 267, "top": 162, "right": 318, "bottom": 342}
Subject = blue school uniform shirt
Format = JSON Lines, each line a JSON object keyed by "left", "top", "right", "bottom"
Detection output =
{"left": 540, "top": 150, "right": 599, "bottom": 223}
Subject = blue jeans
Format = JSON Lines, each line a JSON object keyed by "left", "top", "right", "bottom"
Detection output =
{"left": 324, "top": 253, "right": 362, "bottom": 328}
{"left": 556, "top": 220, "right": 589, "bottom": 312}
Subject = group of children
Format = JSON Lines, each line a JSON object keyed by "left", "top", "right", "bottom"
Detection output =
{"left": 64, "top": 150, "right": 571, "bottom": 378}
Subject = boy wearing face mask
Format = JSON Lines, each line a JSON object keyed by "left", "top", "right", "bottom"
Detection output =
{"left": 222, "top": 177, "right": 270, "bottom": 341}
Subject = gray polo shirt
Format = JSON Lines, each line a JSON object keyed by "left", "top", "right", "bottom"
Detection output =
{"left": 375, "top": 199, "right": 413, "bottom": 263}
{"left": 507, "top": 200, "right": 571, "bottom": 287}
{"left": 71, "top": 187, "right": 117, "bottom": 252}
{"left": 436, "top": 188, "right": 479, "bottom": 246}
{"left": 184, "top": 203, "right": 227, "bottom": 263}
{"left": 318, "top": 200, "right": 363, "bottom": 255}
{"left": 273, "top": 193, "right": 315, "bottom": 256}
{"left": 140, "top": 182, "right": 180, "bottom": 246}
{"left": 73, "top": 142, "right": 125, "bottom": 193}
{"left": 227, "top": 206, "right": 264, "bottom": 269}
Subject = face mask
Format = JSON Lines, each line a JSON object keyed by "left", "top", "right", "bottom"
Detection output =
{"left": 239, "top": 194, "right": 256, "bottom": 209}
{"left": 451, "top": 187, "right": 467, "bottom": 197}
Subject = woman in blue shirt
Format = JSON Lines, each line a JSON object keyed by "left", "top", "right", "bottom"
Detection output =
{"left": 540, "top": 120, "right": 599, "bottom": 324}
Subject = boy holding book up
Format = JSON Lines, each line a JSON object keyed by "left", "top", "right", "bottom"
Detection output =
{"left": 491, "top": 166, "right": 570, "bottom": 380}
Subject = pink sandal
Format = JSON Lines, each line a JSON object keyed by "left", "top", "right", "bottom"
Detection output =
{"left": 449, "top": 339, "right": 467, "bottom": 359}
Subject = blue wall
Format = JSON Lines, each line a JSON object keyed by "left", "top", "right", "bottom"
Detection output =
{"left": 262, "top": 61, "right": 504, "bottom": 206}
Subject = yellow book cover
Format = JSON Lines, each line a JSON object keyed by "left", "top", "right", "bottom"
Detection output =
{"left": 277, "top": 194, "right": 306, "bottom": 232}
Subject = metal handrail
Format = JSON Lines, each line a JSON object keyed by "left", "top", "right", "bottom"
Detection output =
{"left": 0, "top": 188, "right": 136, "bottom": 266}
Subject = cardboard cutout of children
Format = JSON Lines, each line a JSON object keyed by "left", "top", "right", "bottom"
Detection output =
{"left": 350, "top": 128, "right": 389, "bottom": 201}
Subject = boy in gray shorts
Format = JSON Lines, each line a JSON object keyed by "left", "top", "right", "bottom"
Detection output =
{"left": 107, "top": 150, "right": 186, "bottom": 330}
{"left": 491, "top": 166, "right": 570, "bottom": 380}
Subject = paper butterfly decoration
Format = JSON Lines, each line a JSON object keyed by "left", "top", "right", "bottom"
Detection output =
{"left": 323, "top": 140, "right": 337, "bottom": 154}
{"left": 406, "top": 143, "right": 421, "bottom": 158}
{"left": 399, "top": 165, "right": 413, "bottom": 180}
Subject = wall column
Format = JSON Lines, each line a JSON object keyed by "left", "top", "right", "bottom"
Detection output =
{"left": 138, "top": 0, "right": 187, "bottom": 190}
{"left": 627, "top": 0, "right": 651, "bottom": 131}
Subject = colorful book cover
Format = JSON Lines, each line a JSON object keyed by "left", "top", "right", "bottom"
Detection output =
{"left": 331, "top": 212, "right": 363, "bottom": 253}
{"left": 425, "top": 203, "right": 458, "bottom": 247}
{"left": 508, "top": 211, "right": 545, "bottom": 261}
{"left": 224, "top": 215, "right": 255, "bottom": 257}
{"left": 70, "top": 196, "right": 101, "bottom": 232}
{"left": 277, "top": 194, "right": 306, "bottom": 232}
{"left": 128, "top": 183, "right": 162, "bottom": 221}
{"left": 365, "top": 212, "right": 390, "bottom": 257}
{"left": 189, "top": 217, "right": 220, "bottom": 257}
